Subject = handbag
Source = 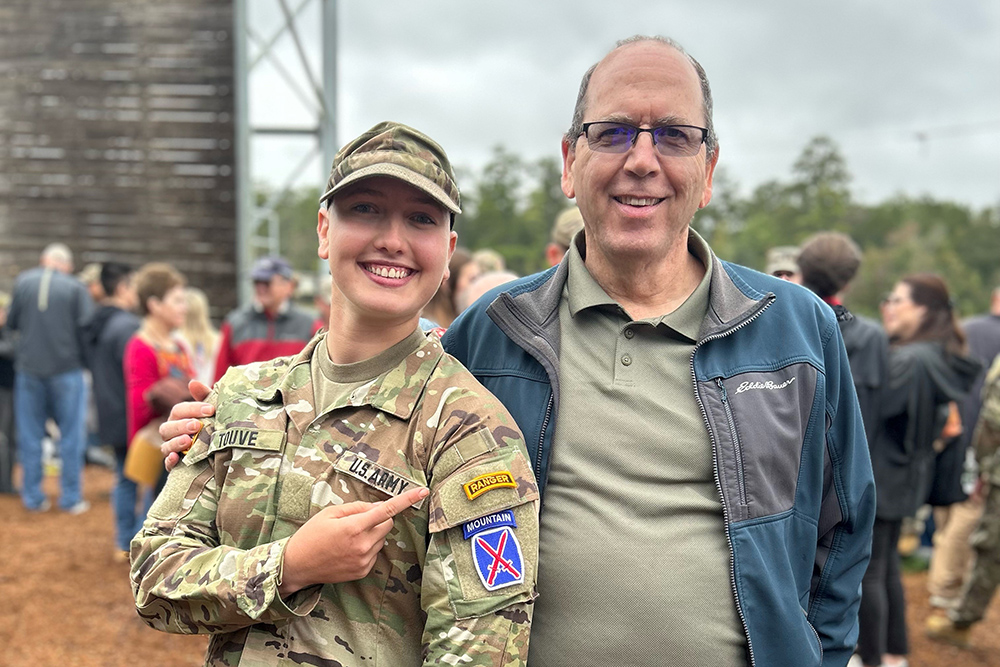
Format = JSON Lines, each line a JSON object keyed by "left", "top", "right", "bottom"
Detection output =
{"left": 123, "top": 418, "right": 166, "bottom": 486}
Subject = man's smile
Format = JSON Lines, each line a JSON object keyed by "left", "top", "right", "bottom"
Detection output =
{"left": 613, "top": 195, "right": 665, "bottom": 207}
{"left": 362, "top": 263, "right": 416, "bottom": 281}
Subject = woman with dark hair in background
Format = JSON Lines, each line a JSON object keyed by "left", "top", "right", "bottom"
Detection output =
{"left": 856, "top": 273, "right": 980, "bottom": 667}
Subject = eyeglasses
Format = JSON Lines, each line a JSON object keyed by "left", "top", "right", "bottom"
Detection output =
{"left": 881, "top": 295, "right": 910, "bottom": 307}
{"left": 579, "top": 121, "right": 708, "bottom": 157}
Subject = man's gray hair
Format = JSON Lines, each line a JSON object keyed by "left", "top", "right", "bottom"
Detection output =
{"left": 41, "top": 243, "right": 73, "bottom": 269}
{"left": 565, "top": 35, "right": 718, "bottom": 160}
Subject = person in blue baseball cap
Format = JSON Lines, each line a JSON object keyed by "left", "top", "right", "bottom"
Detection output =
{"left": 214, "top": 254, "right": 315, "bottom": 381}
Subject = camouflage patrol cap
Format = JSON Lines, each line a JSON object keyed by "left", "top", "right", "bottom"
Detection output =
{"left": 77, "top": 262, "right": 102, "bottom": 286}
{"left": 551, "top": 206, "right": 584, "bottom": 248}
{"left": 765, "top": 245, "right": 800, "bottom": 276}
{"left": 319, "top": 121, "right": 461, "bottom": 215}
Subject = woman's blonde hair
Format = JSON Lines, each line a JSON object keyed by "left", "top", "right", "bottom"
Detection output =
{"left": 181, "top": 287, "right": 218, "bottom": 352}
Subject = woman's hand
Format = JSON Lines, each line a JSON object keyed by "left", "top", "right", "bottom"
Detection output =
{"left": 159, "top": 380, "right": 214, "bottom": 470}
{"left": 278, "top": 486, "right": 430, "bottom": 596}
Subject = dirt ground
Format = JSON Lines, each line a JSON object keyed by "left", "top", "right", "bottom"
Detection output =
{"left": 2, "top": 465, "right": 999, "bottom": 667}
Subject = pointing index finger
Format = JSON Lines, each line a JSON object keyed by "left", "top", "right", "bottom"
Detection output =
{"left": 358, "top": 486, "right": 430, "bottom": 529}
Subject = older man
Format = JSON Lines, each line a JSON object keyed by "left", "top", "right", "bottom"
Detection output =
{"left": 213, "top": 255, "right": 315, "bottom": 382}
{"left": 6, "top": 243, "right": 93, "bottom": 513}
{"left": 162, "top": 35, "right": 874, "bottom": 667}
{"left": 446, "top": 36, "right": 874, "bottom": 667}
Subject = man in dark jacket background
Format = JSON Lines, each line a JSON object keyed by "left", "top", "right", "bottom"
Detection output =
{"left": 83, "top": 262, "right": 141, "bottom": 555}
{"left": 6, "top": 243, "right": 94, "bottom": 513}
{"left": 796, "top": 232, "right": 890, "bottom": 443}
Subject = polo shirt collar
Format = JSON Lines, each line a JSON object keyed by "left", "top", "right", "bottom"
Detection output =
{"left": 565, "top": 229, "right": 714, "bottom": 342}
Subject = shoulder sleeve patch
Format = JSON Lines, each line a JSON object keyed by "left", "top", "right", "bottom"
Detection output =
{"left": 424, "top": 444, "right": 539, "bottom": 618}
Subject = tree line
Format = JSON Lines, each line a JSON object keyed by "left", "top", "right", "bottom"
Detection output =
{"left": 265, "top": 136, "right": 999, "bottom": 319}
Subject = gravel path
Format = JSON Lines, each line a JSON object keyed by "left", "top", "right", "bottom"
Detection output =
{"left": 1, "top": 465, "right": 997, "bottom": 666}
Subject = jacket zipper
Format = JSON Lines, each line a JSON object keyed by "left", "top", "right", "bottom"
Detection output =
{"left": 715, "top": 378, "right": 748, "bottom": 506}
{"left": 536, "top": 394, "right": 554, "bottom": 482}
{"left": 690, "top": 294, "right": 774, "bottom": 667}
{"left": 806, "top": 610, "right": 824, "bottom": 662}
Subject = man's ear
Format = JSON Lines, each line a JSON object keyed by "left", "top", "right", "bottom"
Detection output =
{"left": 561, "top": 138, "right": 577, "bottom": 199}
{"left": 698, "top": 145, "right": 720, "bottom": 209}
{"left": 317, "top": 205, "right": 331, "bottom": 259}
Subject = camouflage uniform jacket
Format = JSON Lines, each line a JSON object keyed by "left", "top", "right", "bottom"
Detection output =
{"left": 975, "top": 356, "right": 1000, "bottom": 484}
{"left": 131, "top": 331, "right": 539, "bottom": 667}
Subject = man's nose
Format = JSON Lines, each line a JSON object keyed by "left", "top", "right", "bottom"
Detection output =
{"left": 624, "top": 131, "right": 660, "bottom": 177}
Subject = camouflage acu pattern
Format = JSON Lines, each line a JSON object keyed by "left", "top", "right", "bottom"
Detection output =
{"left": 319, "top": 121, "right": 462, "bottom": 214}
{"left": 974, "top": 357, "right": 1000, "bottom": 485}
{"left": 130, "top": 332, "right": 538, "bottom": 667}
{"left": 948, "top": 359, "right": 1000, "bottom": 626}
{"left": 949, "top": 474, "right": 1000, "bottom": 626}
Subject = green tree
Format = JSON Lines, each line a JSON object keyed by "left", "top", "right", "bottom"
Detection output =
{"left": 271, "top": 185, "right": 322, "bottom": 273}
{"left": 458, "top": 147, "right": 570, "bottom": 276}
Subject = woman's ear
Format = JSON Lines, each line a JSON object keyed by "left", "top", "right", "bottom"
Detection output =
{"left": 317, "top": 205, "right": 331, "bottom": 260}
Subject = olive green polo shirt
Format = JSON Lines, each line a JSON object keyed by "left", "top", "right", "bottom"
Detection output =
{"left": 529, "top": 233, "right": 747, "bottom": 666}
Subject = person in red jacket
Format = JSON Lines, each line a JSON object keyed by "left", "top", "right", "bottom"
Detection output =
{"left": 123, "top": 263, "right": 195, "bottom": 534}
{"left": 213, "top": 255, "right": 315, "bottom": 382}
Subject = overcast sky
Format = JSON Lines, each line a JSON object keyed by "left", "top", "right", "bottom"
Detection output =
{"left": 248, "top": 0, "right": 1000, "bottom": 210}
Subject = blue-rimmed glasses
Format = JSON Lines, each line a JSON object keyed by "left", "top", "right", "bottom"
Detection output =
{"left": 579, "top": 121, "right": 708, "bottom": 157}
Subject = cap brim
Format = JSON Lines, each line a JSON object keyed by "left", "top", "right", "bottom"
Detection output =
{"left": 767, "top": 265, "right": 798, "bottom": 275}
{"left": 319, "top": 163, "right": 461, "bottom": 214}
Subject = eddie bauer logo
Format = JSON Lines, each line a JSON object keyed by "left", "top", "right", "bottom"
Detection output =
{"left": 735, "top": 377, "right": 796, "bottom": 394}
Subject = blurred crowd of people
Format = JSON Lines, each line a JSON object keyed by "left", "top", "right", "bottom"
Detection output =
{"left": 764, "top": 238, "right": 1000, "bottom": 666}
{"left": 0, "top": 247, "right": 316, "bottom": 557}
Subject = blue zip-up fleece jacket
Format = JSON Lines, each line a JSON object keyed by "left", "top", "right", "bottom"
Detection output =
{"left": 443, "top": 248, "right": 876, "bottom": 667}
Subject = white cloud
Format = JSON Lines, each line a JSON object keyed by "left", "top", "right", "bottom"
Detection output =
{"left": 250, "top": 0, "right": 1000, "bottom": 208}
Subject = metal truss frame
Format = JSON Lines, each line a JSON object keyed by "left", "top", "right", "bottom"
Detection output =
{"left": 233, "top": 0, "right": 337, "bottom": 305}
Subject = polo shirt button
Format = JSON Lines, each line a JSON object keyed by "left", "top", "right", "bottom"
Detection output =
{"left": 624, "top": 328, "right": 634, "bottom": 339}
{"left": 621, "top": 354, "right": 632, "bottom": 366}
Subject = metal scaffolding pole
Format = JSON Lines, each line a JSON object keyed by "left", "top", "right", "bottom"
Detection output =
{"left": 321, "top": 0, "right": 338, "bottom": 174}
{"left": 233, "top": 0, "right": 337, "bottom": 306}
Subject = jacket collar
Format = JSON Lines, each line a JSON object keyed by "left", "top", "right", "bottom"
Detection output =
{"left": 697, "top": 246, "right": 774, "bottom": 340}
